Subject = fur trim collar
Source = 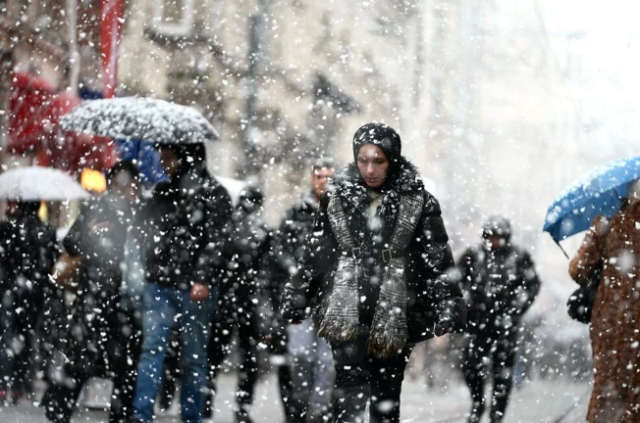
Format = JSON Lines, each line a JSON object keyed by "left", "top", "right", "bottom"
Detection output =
{"left": 331, "top": 157, "right": 424, "bottom": 210}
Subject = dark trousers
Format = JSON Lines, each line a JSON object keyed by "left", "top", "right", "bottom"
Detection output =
{"left": 266, "top": 319, "right": 297, "bottom": 423}
{"left": 206, "top": 285, "right": 259, "bottom": 414}
{"left": 0, "top": 284, "right": 44, "bottom": 396}
{"left": 331, "top": 332, "right": 413, "bottom": 423}
{"left": 462, "top": 328, "right": 518, "bottom": 423}
{"left": 43, "top": 306, "right": 142, "bottom": 423}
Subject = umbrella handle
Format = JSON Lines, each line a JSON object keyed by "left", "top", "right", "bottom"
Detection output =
{"left": 551, "top": 234, "right": 570, "bottom": 260}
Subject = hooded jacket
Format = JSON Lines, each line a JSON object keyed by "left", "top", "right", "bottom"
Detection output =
{"left": 142, "top": 144, "right": 233, "bottom": 290}
{"left": 456, "top": 242, "right": 540, "bottom": 335}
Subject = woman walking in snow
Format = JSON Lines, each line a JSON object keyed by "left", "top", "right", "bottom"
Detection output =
{"left": 281, "top": 122, "right": 466, "bottom": 423}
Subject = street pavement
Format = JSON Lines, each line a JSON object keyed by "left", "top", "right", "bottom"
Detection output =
{"left": 0, "top": 372, "right": 589, "bottom": 423}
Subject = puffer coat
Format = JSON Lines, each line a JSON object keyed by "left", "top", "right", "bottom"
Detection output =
{"left": 281, "top": 160, "right": 465, "bottom": 357}
{"left": 141, "top": 167, "right": 233, "bottom": 290}
{"left": 458, "top": 244, "right": 540, "bottom": 336}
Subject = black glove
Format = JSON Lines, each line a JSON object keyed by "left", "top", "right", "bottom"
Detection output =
{"left": 434, "top": 297, "right": 467, "bottom": 336}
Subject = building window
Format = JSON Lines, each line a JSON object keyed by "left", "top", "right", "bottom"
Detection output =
{"left": 152, "top": 0, "right": 194, "bottom": 37}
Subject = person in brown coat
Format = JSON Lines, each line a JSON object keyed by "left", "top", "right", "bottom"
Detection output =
{"left": 569, "top": 181, "right": 640, "bottom": 423}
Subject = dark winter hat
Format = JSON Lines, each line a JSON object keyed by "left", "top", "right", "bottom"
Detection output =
{"left": 481, "top": 215, "right": 512, "bottom": 240}
{"left": 352, "top": 122, "right": 401, "bottom": 164}
{"left": 352, "top": 123, "right": 404, "bottom": 186}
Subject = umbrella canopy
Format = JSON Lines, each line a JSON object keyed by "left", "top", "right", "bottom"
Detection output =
{"left": 543, "top": 156, "right": 640, "bottom": 242}
{"left": 60, "top": 97, "right": 220, "bottom": 144}
{"left": 0, "top": 166, "right": 90, "bottom": 201}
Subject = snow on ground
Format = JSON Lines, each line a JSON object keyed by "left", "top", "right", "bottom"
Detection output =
{"left": 0, "top": 372, "right": 589, "bottom": 423}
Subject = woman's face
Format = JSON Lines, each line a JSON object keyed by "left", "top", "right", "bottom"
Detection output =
{"left": 357, "top": 144, "right": 389, "bottom": 189}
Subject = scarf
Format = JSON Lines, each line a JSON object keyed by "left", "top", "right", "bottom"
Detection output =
{"left": 318, "top": 186, "right": 424, "bottom": 358}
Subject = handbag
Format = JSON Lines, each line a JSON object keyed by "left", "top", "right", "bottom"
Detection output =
{"left": 567, "top": 265, "right": 601, "bottom": 324}
{"left": 49, "top": 252, "right": 82, "bottom": 290}
{"left": 567, "top": 234, "right": 607, "bottom": 324}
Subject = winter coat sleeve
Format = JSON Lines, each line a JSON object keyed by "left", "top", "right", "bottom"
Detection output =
{"left": 255, "top": 228, "right": 288, "bottom": 336}
{"left": 569, "top": 215, "right": 608, "bottom": 284}
{"left": 0, "top": 221, "right": 13, "bottom": 280}
{"left": 278, "top": 207, "right": 306, "bottom": 276}
{"left": 512, "top": 250, "right": 541, "bottom": 317}
{"left": 41, "top": 225, "right": 61, "bottom": 277}
{"left": 455, "top": 248, "right": 475, "bottom": 295}
{"left": 415, "top": 192, "right": 466, "bottom": 330}
{"left": 280, "top": 193, "right": 337, "bottom": 322}
{"left": 192, "top": 183, "right": 233, "bottom": 287}
{"left": 63, "top": 201, "right": 92, "bottom": 257}
{"left": 259, "top": 229, "right": 287, "bottom": 313}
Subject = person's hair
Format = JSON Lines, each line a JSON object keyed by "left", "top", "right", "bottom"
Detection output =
{"left": 106, "top": 160, "right": 140, "bottom": 189}
{"left": 311, "top": 157, "right": 335, "bottom": 172}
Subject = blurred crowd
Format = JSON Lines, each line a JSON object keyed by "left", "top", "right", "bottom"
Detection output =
{"left": 0, "top": 123, "right": 599, "bottom": 423}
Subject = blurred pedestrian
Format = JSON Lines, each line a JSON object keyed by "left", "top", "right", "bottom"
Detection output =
{"left": 42, "top": 160, "right": 145, "bottom": 423}
{"left": 0, "top": 200, "right": 58, "bottom": 404}
{"left": 569, "top": 179, "right": 640, "bottom": 423}
{"left": 456, "top": 216, "right": 540, "bottom": 423}
{"left": 281, "top": 123, "right": 466, "bottom": 423}
{"left": 205, "top": 184, "right": 276, "bottom": 423}
{"left": 278, "top": 158, "right": 336, "bottom": 423}
{"left": 130, "top": 143, "right": 233, "bottom": 423}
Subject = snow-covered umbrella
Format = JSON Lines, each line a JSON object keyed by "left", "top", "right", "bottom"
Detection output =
{"left": 60, "top": 97, "right": 220, "bottom": 144}
{"left": 0, "top": 166, "right": 90, "bottom": 201}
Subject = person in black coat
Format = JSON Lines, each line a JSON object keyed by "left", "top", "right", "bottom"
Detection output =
{"left": 276, "top": 158, "right": 336, "bottom": 423}
{"left": 205, "top": 184, "right": 276, "bottom": 423}
{"left": 455, "top": 216, "right": 540, "bottom": 423}
{"left": 130, "top": 142, "right": 233, "bottom": 423}
{"left": 43, "top": 160, "right": 145, "bottom": 423}
{"left": 280, "top": 123, "right": 466, "bottom": 423}
{"left": 0, "top": 200, "right": 58, "bottom": 404}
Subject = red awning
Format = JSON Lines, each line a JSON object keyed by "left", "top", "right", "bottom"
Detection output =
{"left": 9, "top": 72, "right": 116, "bottom": 172}
{"left": 8, "top": 71, "right": 57, "bottom": 154}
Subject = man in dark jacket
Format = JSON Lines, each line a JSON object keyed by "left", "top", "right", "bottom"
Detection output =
{"left": 456, "top": 216, "right": 540, "bottom": 423}
{"left": 277, "top": 158, "right": 336, "bottom": 423}
{"left": 0, "top": 200, "right": 58, "bottom": 404}
{"left": 281, "top": 123, "right": 466, "bottom": 423}
{"left": 205, "top": 184, "right": 276, "bottom": 423}
{"left": 130, "top": 143, "right": 233, "bottom": 423}
{"left": 43, "top": 160, "right": 144, "bottom": 423}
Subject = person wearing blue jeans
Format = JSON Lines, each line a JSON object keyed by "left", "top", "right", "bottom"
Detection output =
{"left": 131, "top": 142, "right": 233, "bottom": 423}
{"left": 134, "top": 284, "right": 216, "bottom": 423}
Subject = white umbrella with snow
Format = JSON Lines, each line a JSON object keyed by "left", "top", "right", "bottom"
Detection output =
{"left": 60, "top": 97, "right": 220, "bottom": 144}
{"left": 0, "top": 166, "right": 90, "bottom": 201}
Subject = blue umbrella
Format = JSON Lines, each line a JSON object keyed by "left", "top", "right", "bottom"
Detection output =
{"left": 543, "top": 157, "right": 640, "bottom": 251}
